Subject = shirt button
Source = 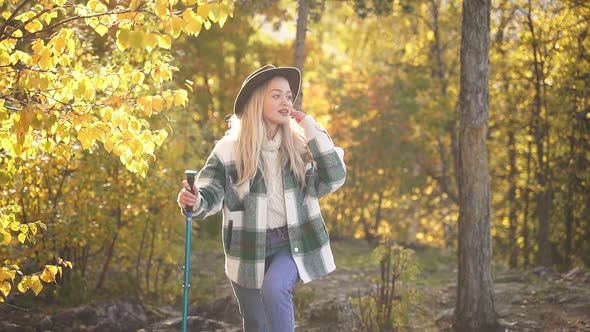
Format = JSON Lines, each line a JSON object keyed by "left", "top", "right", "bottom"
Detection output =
{"left": 294, "top": 247, "right": 299, "bottom": 253}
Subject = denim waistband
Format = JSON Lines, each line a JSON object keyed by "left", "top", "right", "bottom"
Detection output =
{"left": 266, "top": 225, "right": 289, "bottom": 249}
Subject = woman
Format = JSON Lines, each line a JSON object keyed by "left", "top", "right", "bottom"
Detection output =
{"left": 177, "top": 64, "right": 346, "bottom": 332}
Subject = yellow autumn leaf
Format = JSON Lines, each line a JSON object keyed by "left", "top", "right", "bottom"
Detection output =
{"left": 17, "top": 233, "right": 26, "bottom": 244}
{"left": 155, "top": 0, "right": 169, "bottom": 19}
{"left": 116, "top": 28, "right": 131, "bottom": 51}
{"left": 170, "top": 15, "right": 183, "bottom": 39}
{"left": 28, "top": 223, "right": 37, "bottom": 236}
{"left": 130, "top": 138, "right": 144, "bottom": 155}
{"left": 52, "top": 36, "right": 66, "bottom": 55}
{"left": 130, "top": 0, "right": 141, "bottom": 10}
{"left": 154, "top": 129, "right": 168, "bottom": 146}
{"left": 152, "top": 96, "right": 164, "bottom": 112}
{"left": 158, "top": 34, "right": 172, "bottom": 49}
{"left": 138, "top": 96, "right": 153, "bottom": 116}
{"left": 182, "top": 9, "right": 202, "bottom": 36}
{"left": 40, "top": 268, "right": 54, "bottom": 283}
{"left": 108, "top": 75, "right": 120, "bottom": 90}
{"left": 144, "top": 33, "right": 159, "bottom": 52}
{"left": 162, "top": 91, "right": 173, "bottom": 109}
{"left": 101, "top": 107, "right": 113, "bottom": 121}
{"left": 0, "top": 281, "right": 10, "bottom": 297}
{"left": 129, "top": 30, "right": 145, "bottom": 49}
{"left": 131, "top": 71, "right": 145, "bottom": 85}
{"left": 197, "top": 3, "right": 210, "bottom": 20}
{"left": 0, "top": 269, "right": 11, "bottom": 281}
{"left": 144, "top": 141, "right": 155, "bottom": 156}
{"left": 2, "top": 233, "right": 10, "bottom": 245}
{"left": 104, "top": 136, "right": 115, "bottom": 152}
{"left": 48, "top": 265, "right": 58, "bottom": 277}
{"left": 208, "top": 4, "right": 218, "bottom": 22}
{"left": 88, "top": 0, "right": 107, "bottom": 13}
{"left": 30, "top": 276, "right": 43, "bottom": 296}
{"left": 218, "top": 13, "right": 228, "bottom": 28}
{"left": 37, "top": 222, "right": 47, "bottom": 232}
{"left": 94, "top": 24, "right": 109, "bottom": 36}
{"left": 39, "top": 48, "right": 53, "bottom": 70}
{"left": 17, "top": 276, "right": 29, "bottom": 293}
{"left": 25, "top": 20, "right": 43, "bottom": 33}
{"left": 129, "top": 118, "right": 141, "bottom": 132}
{"left": 174, "top": 89, "right": 188, "bottom": 107}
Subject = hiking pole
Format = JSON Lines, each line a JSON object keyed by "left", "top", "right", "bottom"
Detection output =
{"left": 182, "top": 170, "right": 198, "bottom": 332}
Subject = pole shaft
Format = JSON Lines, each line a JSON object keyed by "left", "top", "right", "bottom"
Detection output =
{"left": 182, "top": 213, "right": 192, "bottom": 332}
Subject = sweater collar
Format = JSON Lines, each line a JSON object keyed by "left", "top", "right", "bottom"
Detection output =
{"left": 262, "top": 127, "right": 282, "bottom": 152}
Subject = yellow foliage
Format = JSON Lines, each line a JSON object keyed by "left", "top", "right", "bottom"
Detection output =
{"left": 0, "top": 0, "right": 233, "bottom": 301}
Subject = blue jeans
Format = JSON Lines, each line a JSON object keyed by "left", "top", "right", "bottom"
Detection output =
{"left": 230, "top": 226, "right": 299, "bottom": 332}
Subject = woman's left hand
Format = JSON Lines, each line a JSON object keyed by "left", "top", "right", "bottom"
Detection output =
{"left": 290, "top": 110, "right": 307, "bottom": 123}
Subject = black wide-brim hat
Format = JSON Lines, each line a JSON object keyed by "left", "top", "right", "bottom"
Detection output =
{"left": 233, "top": 64, "right": 301, "bottom": 117}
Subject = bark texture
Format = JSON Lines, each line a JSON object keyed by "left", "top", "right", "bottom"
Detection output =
{"left": 454, "top": 0, "right": 499, "bottom": 330}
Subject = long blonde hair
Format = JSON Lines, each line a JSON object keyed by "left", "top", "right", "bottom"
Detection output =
{"left": 227, "top": 79, "right": 312, "bottom": 186}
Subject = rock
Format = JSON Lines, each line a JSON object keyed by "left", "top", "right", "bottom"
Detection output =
{"left": 37, "top": 297, "right": 146, "bottom": 332}
{"left": 143, "top": 316, "right": 240, "bottom": 332}
{"left": 532, "top": 266, "right": 559, "bottom": 280}
{"left": 510, "top": 294, "right": 526, "bottom": 305}
{"left": 0, "top": 321, "right": 27, "bottom": 332}
{"left": 495, "top": 273, "right": 525, "bottom": 283}
{"left": 298, "top": 296, "right": 360, "bottom": 332}
{"left": 38, "top": 316, "right": 53, "bottom": 331}
{"left": 190, "top": 295, "right": 241, "bottom": 325}
{"left": 436, "top": 308, "right": 454, "bottom": 323}
{"left": 564, "top": 267, "right": 583, "bottom": 280}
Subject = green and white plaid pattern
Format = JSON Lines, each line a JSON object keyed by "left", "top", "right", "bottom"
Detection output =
{"left": 192, "top": 116, "right": 346, "bottom": 289}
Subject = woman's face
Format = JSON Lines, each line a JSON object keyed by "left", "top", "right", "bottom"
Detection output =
{"left": 262, "top": 76, "right": 293, "bottom": 130}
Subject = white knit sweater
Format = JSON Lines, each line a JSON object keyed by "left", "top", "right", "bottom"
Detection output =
{"left": 261, "top": 129, "right": 287, "bottom": 229}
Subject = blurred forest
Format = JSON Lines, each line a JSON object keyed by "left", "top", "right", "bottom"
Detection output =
{"left": 1, "top": 0, "right": 589, "bottom": 315}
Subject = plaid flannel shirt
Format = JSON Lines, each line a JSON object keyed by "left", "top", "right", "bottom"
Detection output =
{"left": 191, "top": 116, "right": 346, "bottom": 289}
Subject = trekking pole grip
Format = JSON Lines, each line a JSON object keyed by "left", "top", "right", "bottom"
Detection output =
{"left": 185, "top": 170, "right": 198, "bottom": 213}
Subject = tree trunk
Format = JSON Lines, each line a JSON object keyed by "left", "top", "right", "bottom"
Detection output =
{"left": 373, "top": 191, "right": 384, "bottom": 237}
{"left": 135, "top": 214, "right": 150, "bottom": 295}
{"left": 524, "top": 0, "right": 552, "bottom": 267}
{"left": 564, "top": 123, "right": 576, "bottom": 268}
{"left": 293, "top": 0, "right": 308, "bottom": 112}
{"left": 454, "top": 0, "right": 498, "bottom": 330}
{"left": 507, "top": 131, "right": 519, "bottom": 268}
{"left": 145, "top": 217, "right": 157, "bottom": 299}
{"left": 95, "top": 202, "right": 122, "bottom": 290}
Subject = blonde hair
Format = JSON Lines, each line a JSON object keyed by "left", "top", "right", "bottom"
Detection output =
{"left": 227, "top": 79, "right": 312, "bottom": 187}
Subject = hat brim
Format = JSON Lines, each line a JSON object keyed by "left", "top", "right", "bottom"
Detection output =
{"left": 233, "top": 66, "right": 301, "bottom": 116}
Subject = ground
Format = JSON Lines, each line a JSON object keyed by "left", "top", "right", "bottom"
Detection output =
{"left": 1, "top": 239, "right": 589, "bottom": 331}
{"left": 297, "top": 240, "right": 590, "bottom": 331}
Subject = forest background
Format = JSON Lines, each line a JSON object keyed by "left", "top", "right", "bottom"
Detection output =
{"left": 0, "top": 0, "right": 588, "bottom": 329}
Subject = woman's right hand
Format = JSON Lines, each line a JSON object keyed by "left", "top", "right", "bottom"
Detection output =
{"left": 177, "top": 180, "right": 199, "bottom": 210}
